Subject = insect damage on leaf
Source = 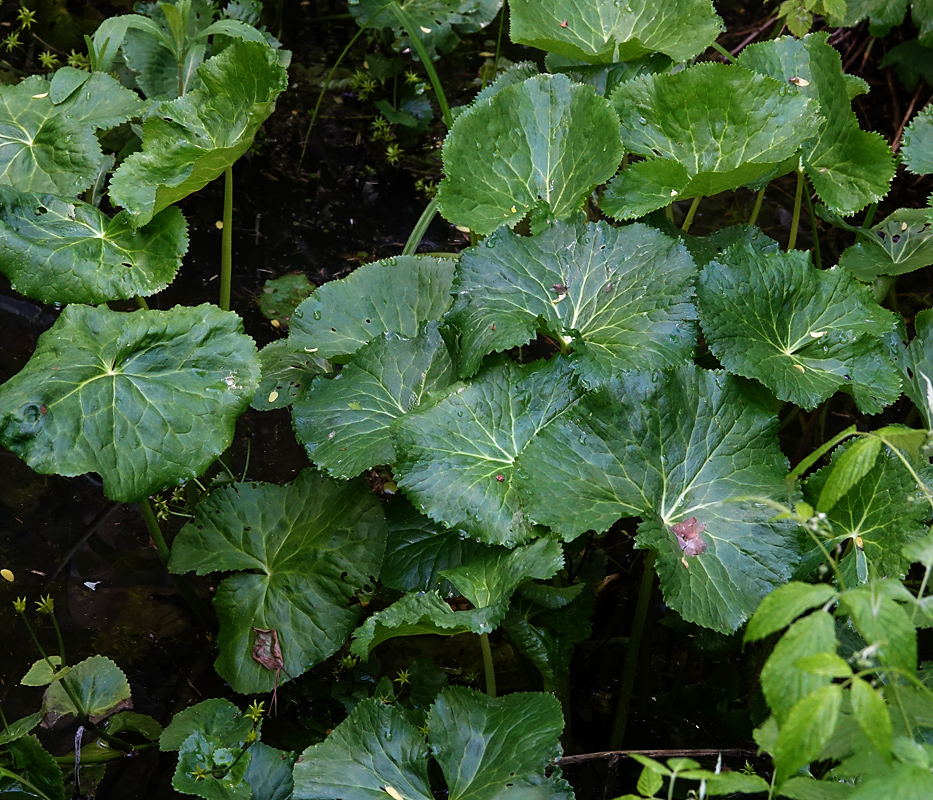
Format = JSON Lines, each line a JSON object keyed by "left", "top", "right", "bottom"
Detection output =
{"left": 670, "top": 517, "right": 708, "bottom": 564}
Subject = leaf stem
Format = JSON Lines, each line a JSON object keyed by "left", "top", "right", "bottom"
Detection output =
{"left": 402, "top": 198, "right": 439, "bottom": 256}
{"left": 480, "top": 632, "right": 497, "bottom": 698}
{"left": 610, "top": 550, "right": 656, "bottom": 749}
{"left": 802, "top": 179, "right": 821, "bottom": 267}
{"left": 134, "top": 296, "right": 150, "bottom": 311}
{"left": 788, "top": 169, "right": 805, "bottom": 251}
{"left": 710, "top": 41, "right": 737, "bottom": 63}
{"left": 219, "top": 166, "right": 233, "bottom": 312}
{"left": 748, "top": 185, "right": 766, "bottom": 227}
{"left": 391, "top": 5, "right": 453, "bottom": 129}
{"left": 139, "top": 498, "right": 170, "bottom": 564}
{"left": 681, "top": 196, "right": 702, "bottom": 234}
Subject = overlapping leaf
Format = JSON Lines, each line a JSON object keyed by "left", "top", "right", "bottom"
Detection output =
{"left": 395, "top": 357, "right": 581, "bottom": 546}
{"left": 902, "top": 103, "right": 933, "bottom": 175}
{"left": 0, "top": 304, "right": 259, "bottom": 502}
{"left": 437, "top": 73, "right": 623, "bottom": 235}
{"left": 602, "top": 62, "right": 817, "bottom": 219}
{"left": 168, "top": 470, "right": 386, "bottom": 693}
{"left": 350, "top": 0, "right": 503, "bottom": 59}
{"left": 0, "top": 71, "right": 140, "bottom": 195}
{"left": 448, "top": 219, "right": 697, "bottom": 385}
{"left": 293, "top": 322, "right": 455, "bottom": 479}
{"left": 250, "top": 340, "right": 331, "bottom": 411}
{"left": 515, "top": 365, "right": 799, "bottom": 632}
{"left": 737, "top": 33, "right": 895, "bottom": 214}
{"left": 509, "top": 0, "right": 722, "bottom": 64}
{"left": 0, "top": 187, "right": 187, "bottom": 304}
{"left": 838, "top": 208, "right": 933, "bottom": 280}
{"left": 289, "top": 256, "right": 455, "bottom": 360}
{"left": 109, "top": 41, "right": 287, "bottom": 226}
{"left": 41, "top": 656, "right": 131, "bottom": 725}
{"left": 895, "top": 308, "right": 933, "bottom": 428}
{"left": 698, "top": 245, "right": 900, "bottom": 413}
{"left": 803, "top": 444, "right": 931, "bottom": 584}
{"left": 293, "top": 688, "right": 568, "bottom": 800}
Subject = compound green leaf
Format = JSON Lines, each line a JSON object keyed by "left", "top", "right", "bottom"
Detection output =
{"left": 0, "top": 71, "right": 140, "bottom": 195}
{"left": 0, "top": 304, "right": 259, "bottom": 503}
{"left": 350, "top": 0, "right": 503, "bottom": 59}
{"left": 293, "top": 698, "right": 432, "bottom": 800}
{"left": 168, "top": 470, "right": 386, "bottom": 693}
{"left": 289, "top": 256, "right": 455, "bottom": 360}
{"left": 509, "top": 0, "right": 722, "bottom": 64}
{"left": 738, "top": 33, "right": 895, "bottom": 215}
{"left": 2, "top": 735, "right": 64, "bottom": 800}
{"left": 293, "top": 322, "right": 455, "bottom": 479}
{"left": 698, "top": 245, "right": 900, "bottom": 414}
{"left": 849, "top": 677, "right": 892, "bottom": 759}
{"left": 109, "top": 41, "right": 287, "bottom": 227}
{"left": 745, "top": 582, "right": 839, "bottom": 643}
{"left": 602, "top": 62, "right": 817, "bottom": 219}
{"left": 902, "top": 104, "right": 933, "bottom": 174}
{"left": 896, "top": 308, "right": 933, "bottom": 428}
{"left": 839, "top": 585, "right": 917, "bottom": 674}
{"left": 847, "top": 762, "right": 933, "bottom": 800}
{"left": 838, "top": 208, "right": 933, "bottom": 281}
{"left": 803, "top": 443, "right": 930, "bottom": 584}
{"left": 437, "top": 73, "right": 623, "bottom": 235}
{"left": 394, "top": 357, "right": 581, "bottom": 546}
{"left": 773, "top": 685, "right": 843, "bottom": 785}
{"left": 41, "top": 656, "right": 131, "bottom": 724}
{"left": 760, "top": 610, "right": 839, "bottom": 723}
{"left": 448, "top": 219, "right": 697, "bottom": 385}
{"left": 0, "top": 187, "right": 187, "bottom": 304}
{"left": 516, "top": 365, "right": 799, "bottom": 632}
{"left": 250, "top": 340, "right": 331, "bottom": 411}
{"left": 427, "top": 687, "right": 566, "bottom": 800}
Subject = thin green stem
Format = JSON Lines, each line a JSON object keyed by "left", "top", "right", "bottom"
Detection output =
{"left": 788, "top": 169, "right": 805, "bottom": 251}
{"left": 480, "top": 633, "right": 497, "bottom": 698}
{"left": 802, "top": 179, "right": 821, "bottom": 267}
{"left": 490, "top": 1, "right": 507, "bottom": 83}
{"left": 748, "top": 185, "right": 766, "bottom": 226}
{"left": 390, "top": 5, "right": 453, "bottom": 129}
{"left": 610, "top": 550, "right": 656, "bottom": 749}
{"left": 681, "top": 196, "right": 702, "bottom": 234}
{"left": 0, "top": 767, "right": 58, "bottom": 800}
{"left": 139, "top": 498, "right": 170, "bottom": 565}
{"left": 50, "top": 613, "right": 67, "bottom": 668}
{"left": 402, "top": 198, "right": 439, "bottom": 255}
{"left": 710, "top": 41, "right": 736, "bottom": 63}
{"left": 219, "top": 166, "right": 233, "bottom": 312}
{"left": 134, "top": 296, "right": 150, "bottom": 311}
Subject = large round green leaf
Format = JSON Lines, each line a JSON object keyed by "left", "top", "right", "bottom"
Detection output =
{"left": 437, "top": 73, "right": 623, "bottom": 235}
{"left": 0, "top": 187, "right": 188, "bottom": 304}
{"left": 448, "top": 218, "right": 697, "bottom": 384}
{"left": 109, "top": 41, "right": 288, "bottom": 227}
{"left": 0, "top": 304, "right": 259, "bottom": 502}
{"left": 168, "top": 470, "right": 386, "bottom": 693}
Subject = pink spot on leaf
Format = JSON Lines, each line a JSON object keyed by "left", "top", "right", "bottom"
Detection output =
{"left": 670, "top": 516, "right": 707, "bottom": 557}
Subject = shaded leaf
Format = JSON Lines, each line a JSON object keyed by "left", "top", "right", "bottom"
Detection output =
{"left": 0, "top": 712, "right": 42, "bottom": 746}
{"left": 2, "top": 735, "right": 65, "bottom": 800}
{"left": 289, "top": 256, "right": 455, "bottom": 360}
{"left": 258, "top": 273, "right": 314, "bottom": 326}
{"left": 849, "top": 676, "right": 892, "bottom": 759}
{"left": 245, "top": 743, "right": 296, "bottom": 800}
{"left": 839, "top": 585, "right": 917, "bottom": 674}
{"left": 250, "top": 340, "right": 331, "bottom": 411}
{"left": 0, "top": 187, "right": 187, "bottom": 304}
{"left": 894, "top": 308, "right": 933, "bottom": 428}
{"left": 745, "top": 582, "right": 838, "bottom": 643}
{"left": 42, "top": 655, "right": 131, "bottom": 724}
{"left": 0, "top": 304, "right": 260, "bottom": 503}
{"left": 168, "top": 470, "right": 386, "bottom": 693}
{"left": 773, "top": 685, "right": 843, "bottom": 784}
{"left": 698, "top": 245, "right": 900, "bottom": 414}
{"left": 293, "top": 322, "right": 455, "bottom": 479}
{"left": 815, "top": 436, "right": 882, "bottom": 513}
{"left": 903, "top": 104, "right": 933, "bottom": 175}
{"left": 516, "top": 365, "right": 798, "bottom": 632}
{"left": 437, "top": 73, "right": 623, "bottom": 235}
{"left": 838, "top": 208, "right": 933, "bottom": 281}
{"left": 448, "top": 219, "right": 697, "bottom": 384}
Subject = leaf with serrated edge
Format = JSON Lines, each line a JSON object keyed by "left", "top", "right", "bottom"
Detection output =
{"left": 168, "top": 470, "right": 386, "bottom": 693}
{"left": 772, "top": 685, "right": 843, "bottom": 785}
{"left": 839, "top": 585, "right": 917, "bottom": 674}
{"left": 0, "top": 304, "right": 259, "bottom": 503}
{"left": 839, "top": 208, "right": 933, "bottom": 281}
{"left": 293, "top": 322, "right": 455, "bottom": 479}
{"left": 42, "top": 655, "right": 131, "bottom": 723}
{"left": 109, "top": 41, "right": 287, "bottom": 227}
{"left": 0, "top": 187, "right": 188, "bottom": 304}
{"left": 602, "top": 62, "right": 818, "bottom": 219}
{"left": 250, "top": 340, "right": 330, "bottom": 411}
{"left": 5, "top": 735, "right": 65, "bottom": 800}
{"left": 850, "top": 677, "right": 892, "bottom": 759}
{"left": 897, "top": 309, "right": 933, "bottom": 428}
{"left": 428, "top": 687, "right": 567, "bottom": 800}
{"left": 745, "top": 582, "right": 838, "bottom": 643}
{"left": 509, "top": 0, "right": 722, "bottom": 64}
{"left": 245, "top": 742, "right": 296, "bottom": 800}
{"left": 289, "top": 256, "right": 455, "bottom": 360}
{"left": 517, "top": 365, "right": 799, "bottom": 632}
{"left": 738, "top": 33, "right": 895, "bottom": 215}
{"left": 448, "top": 219, "right": 697, "bottom": 384}
{"left": 698, "top": 245, "right": 900, "bottom": 414}
{"left": 437, "top": 73, "right": 623, "bottom": 235}
{"left": 902, "top": 104, "right": 933, "bottom": 175}
{"left": 0, "top": 71, "right": 140, "bottom": 195}
{"left": 395, "top": 357, "right": 581, "bottom": 546}
{"left": 293, "top": 698, "right": 433, "bottom": 800}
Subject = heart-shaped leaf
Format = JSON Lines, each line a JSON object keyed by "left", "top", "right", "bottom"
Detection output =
{"left": 0, "top": 304, "right": 259, "bottom": 502}
{"left": 41, "top": 656, "right": 131, "bottom": 724}
{"left": 509, "top": 0, "right": 722, "bottom": 64}
{"left": 516, "top": 365, "right": 800, "bottom": 632}
{"left": 109, "top": 41, "right": 288, "bottom": 227}
{"left": 293, "top": 322, "right": 455, "bottom": 479}
{"left": 698, "top": 245, "right": 900, "bottom": 413}
{"left": 437, "top": 73, "right": 623, "bottom": 235}
{"left": 0, "top": 187, "right": 188, "bottom": 304}
{"left": 602, "top": 62, "right": 817, "bottom": 219}
{"left": 448, "top": 218, "right": 697, "bottom": 384}
{"left": 168, "top": 470, "right": 386, "bottom": 693}
{"left": 289, "top": 256, "right": 455, "bottom": 360}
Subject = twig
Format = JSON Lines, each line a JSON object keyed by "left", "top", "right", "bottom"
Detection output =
{"left": 892, "top": 86, "right": 927, "bottom": 153}
{"left": 730, "top": 16, "right": 777, "bottom": 56}
{"left": 559, "top": 748, "right": 758, "bottom": 766}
